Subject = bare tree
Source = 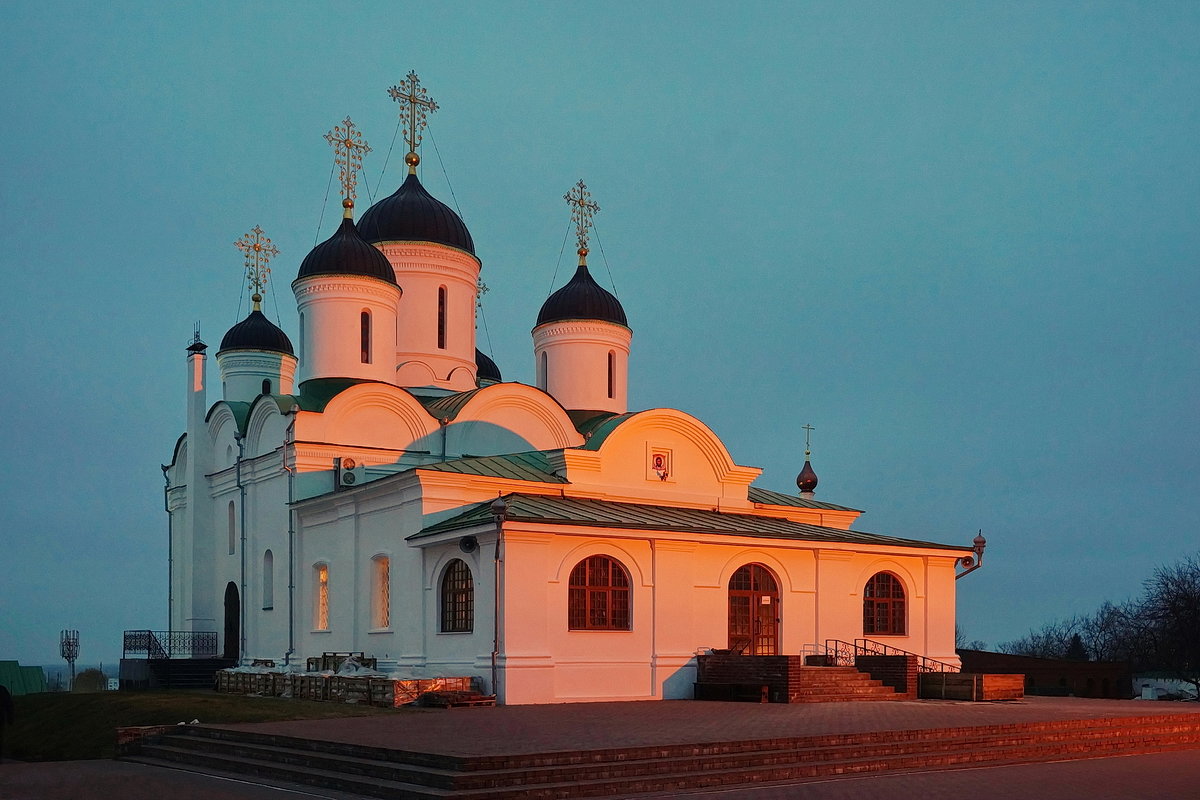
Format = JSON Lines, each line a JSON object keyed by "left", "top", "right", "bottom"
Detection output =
{"left": 998, "top": 616, "right": 1088, "bottom": 659}
{"left": 1140, "top": 555, "right": 1200, "bottom": 697}
{"left": 1000, "top": 553, "right": 1200, "bottom": 697}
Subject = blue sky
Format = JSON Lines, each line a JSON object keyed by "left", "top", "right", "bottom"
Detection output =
{"left": 1, "top": 1, "right": 1197, "bottom": 666}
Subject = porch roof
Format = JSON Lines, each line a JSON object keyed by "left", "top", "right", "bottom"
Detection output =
{"left": 410, "top": 493, "right": 969, "bottom": 551}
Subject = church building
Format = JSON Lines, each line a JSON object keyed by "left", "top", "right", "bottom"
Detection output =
{"left": 164, "top": 75, "right": 978, "bottom": 704}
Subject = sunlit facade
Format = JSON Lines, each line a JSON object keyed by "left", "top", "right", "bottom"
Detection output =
{"left": 163, "top": 83, "right": 974, "bottom": 703}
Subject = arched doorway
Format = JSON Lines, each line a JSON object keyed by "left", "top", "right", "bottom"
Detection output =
{"left": 728, "top": 563, "right": 779, "bottom": 655}
{"left": 223, "top": 581, "right": 239, "bottom": 660}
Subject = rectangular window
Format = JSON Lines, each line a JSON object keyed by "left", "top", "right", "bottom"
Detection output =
{"left": 360, "top": 311, "right": 371, "bottom": 364}
{"left": 437, "top": 287, "right": 447, "bottom": 350}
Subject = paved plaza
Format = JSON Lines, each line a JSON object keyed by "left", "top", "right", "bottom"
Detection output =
{"left": 2, "top": 697, "right": 1199, "bottom": 799}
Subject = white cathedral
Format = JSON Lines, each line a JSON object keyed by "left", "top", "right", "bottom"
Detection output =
{"left": 164, "top": 76, "right": 978, "bottom": 704}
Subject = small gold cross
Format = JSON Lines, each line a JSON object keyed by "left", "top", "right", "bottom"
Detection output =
{"left": 388, "top": 71, "right": 438, "bottom": 171}
{"left": 324, "top": 117, "right": 371, "bottom": 205}
{"left": 564, "top": 179, "right": 600, "bottom": 261}
{"left": 234, "top": 225, "right": 279, "bottom": 308}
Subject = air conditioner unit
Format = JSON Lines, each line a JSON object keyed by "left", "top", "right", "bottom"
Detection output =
{"left": 333, "top": 457, "right": 365, "bottom": 490}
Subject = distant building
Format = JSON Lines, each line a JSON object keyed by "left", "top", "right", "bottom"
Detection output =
{"left": 163, "top": 77, "right": 979, "bottom": 704}
{"left": 958, "top": 649, "right": 1132, "bottom": 698}
{"left": 0, "top": 661, "right": 47, "bottom": 696}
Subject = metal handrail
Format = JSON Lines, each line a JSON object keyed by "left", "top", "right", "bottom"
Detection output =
{"left": 123, "top": 630, "right": 218, "bottom": 659}
{"left": 822, "top": 638, "right": 958, "bottom": 673}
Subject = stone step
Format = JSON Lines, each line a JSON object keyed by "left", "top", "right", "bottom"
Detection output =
{"left": 171, "top": 712, "right": 1200, "bottom": 772}
{"left": 130, "top": 715, "right": 1200, "bottom": 798}
{"left": 131, "top": 724, "right": 1200, "bottom": 800}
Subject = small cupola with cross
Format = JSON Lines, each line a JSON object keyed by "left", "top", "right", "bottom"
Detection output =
{"left": 533, "top": 180, "right": 632, "bottom": 414}
{"left": 217, "top": 225, "right": 297, "bottom": 401}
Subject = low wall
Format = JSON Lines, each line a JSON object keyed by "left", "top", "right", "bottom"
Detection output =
{"left": 214, "top": 670, "right": 477, "bottom": 707}
{"left": 920, "top": 672, "right": 1025, "bottom": 701}
{"left": 695, "top": 655, "right": 804, "bottom": 703}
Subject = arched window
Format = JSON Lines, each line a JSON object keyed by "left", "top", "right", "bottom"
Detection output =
{"left": 360, "top": 310, "right": 371, "bottom": 364}
{"left": 539, "top": 351, "right": 548, "bottom": 390}
{"left": 437, "top": 287, "right": 447, "bottom": 349}
{"left": 313, "top": 563, "right": 330, "bottom": 630}
{"left": 863, "top": 572, "right": 906, "bottom": 635}
{"left": 440, "top": 559, "right": 474, "bottom": 632}
{"left": 607, "top": 351, "right": 615, "bottom": 399}
{"left": 371, "top": 555, "right": 390, "bottom": 629}
{"left": 298, "top": 312, "right": 305, "bottom": 359}
{"left": 261, "top": 378, "right": 272, "bottom": 395}
{"left": 262, "top": 549, "right": 274, "bottom": 610}
{"left": 227, "top": 501, "right": 236, "bottom": 555}
{"left": 568, "top": 555, "right": 631, "bottom": 630}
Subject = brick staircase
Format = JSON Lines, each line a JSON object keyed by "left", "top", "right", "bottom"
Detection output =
{"left": 695, "top": 654, "right": 913, "bottom": 702}
{"left": 123, "top": 712, "right": 1200, "bottom": 799}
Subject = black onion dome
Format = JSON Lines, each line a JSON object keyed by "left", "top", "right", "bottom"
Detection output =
{"left": 296, "top": 217, "right": 396, "bottom": 284}
{"left": 796, "top": 459, "right": 819, "bottom": 494}
{"left": 219, "top": 310, "right": 294, "bottom": 356}
{"left": 359, "top": 173, "right": 475, "bottom": 255}
{"left": 536, "top": 264, "right": 628, "bottom": 327}
{"left": 475, "top": 349, "right": 502, "bottom": 382}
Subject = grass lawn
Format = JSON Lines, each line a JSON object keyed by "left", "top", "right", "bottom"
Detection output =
{"left": 7, "top": 690, "right": 400, "bottom": 761}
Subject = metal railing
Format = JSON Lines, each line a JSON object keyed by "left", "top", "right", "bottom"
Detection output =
{"left": 123, "top": 630, "right": 218, "bottom": 660}
{"left": 823, "top": 638, "right": 959, "bottom": 674}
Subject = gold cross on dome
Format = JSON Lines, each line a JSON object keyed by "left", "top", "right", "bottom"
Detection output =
{"left": 802, "top": 423, "right": 816, "bottom": 456}
{"left": 234, "top": 225, "right": 279, "bottom": 308}
{"left": 565, "top": 179, "right": 600, "bottom": 259}
{"left": 324, "top": 117, "right": 371, "bottom": 204}
{"left": 387, "top": 71, "right": 438, "bottom": 170}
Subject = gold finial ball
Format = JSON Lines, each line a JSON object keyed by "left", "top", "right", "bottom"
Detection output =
{"left": 251, "top": 292, "right": 262, "bottom": 304}
{"left": 404, "top": 151, "right": 420, "bottom": 167}
{"left": 342, "top": 198, "right": 354, "bottom": 209}
{"left": 578, "top": 246, "right": 589, "bottom": 258}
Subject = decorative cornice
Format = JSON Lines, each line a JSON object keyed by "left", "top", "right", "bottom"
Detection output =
{"left": 533, "top": 320, "right": 633, "bottom": 343}
{"left": 377, "top": 242, "right": 481, "bottom": 270}
{"left": 216, "top": 351, "right": 298, "bottom": 369}
{"left": 292, "top": 277, "right": 401, "bottom": 301}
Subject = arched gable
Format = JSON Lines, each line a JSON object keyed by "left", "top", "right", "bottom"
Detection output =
{"left": 396, "top": 359, "right": 439, "bottom": 388}
{"left": 317, "top": 383, "right": 440, "bottom": 450}
{"left": 446, "top": 383, "right": 584, "bottom": 454}
{"left": 243, "top": 395, "right": 293, "bottom": 459}
{"left": 206, "top": 403, "right": 241, "bottom": 458}
{"left": 167, "top": 433, "right": 187, "bottom": 471}
{"left": 581, "top": 408, "right": 760, "bottom": 499}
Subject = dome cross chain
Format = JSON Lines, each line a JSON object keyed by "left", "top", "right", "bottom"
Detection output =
{"left": 324, "top": 117, "right": 371, "bottom": 205}
{"left": 234, "top": 225, "right": 279, "bottom": 308}
{"left": 565, "top": 179, "right": 600, "bottom": 260}
{"left": 388, "top": 71, "right": 438, "bottom": 170}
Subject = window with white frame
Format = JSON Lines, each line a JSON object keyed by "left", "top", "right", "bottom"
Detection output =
{"left": 314, "top": 563, "right": 329, "bottom": 630}
{"left": 371, "top": 555, "right": 390, "bottom": 629}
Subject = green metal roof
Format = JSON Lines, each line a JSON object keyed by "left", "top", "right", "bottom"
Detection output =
{"left": 416, "top": 451, "right": 567, "bottom": 483}
{"left": 419, "top": 388, "right": 484, "bottom": 421}
{"left": 577, "top": 413, "right": 636, "bottom": 449}
{"left": 293, "top": 378, "right": 371, "bottom": 412}
{"left": 412, "top": 493, "right": 970, "bottom": 551}
{"left": 747, "top": 486, "right": 861, "bottom": 513}
{"left": 0, "top": 660, "right": 47, "bottom": 696}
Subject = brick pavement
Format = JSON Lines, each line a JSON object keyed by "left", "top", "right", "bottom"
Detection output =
{"left": 4, "top": 699, "right": 1200, "bottom": 800}
{"left": 211, "top": 696, "right": 1200, "bottom": 757}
